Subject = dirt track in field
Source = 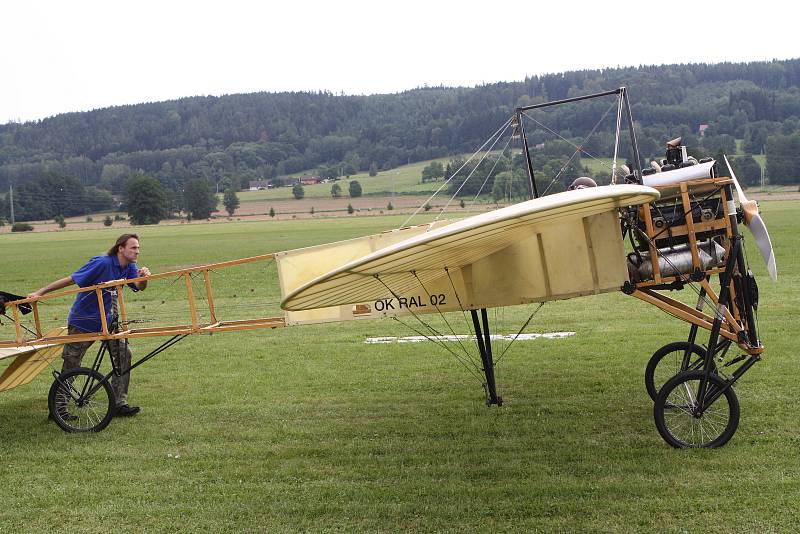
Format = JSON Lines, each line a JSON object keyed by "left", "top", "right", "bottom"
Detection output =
{"left": 232, "top": 195, "right": 456, "bottom": 216}
{"left": 0, "top": 196, "right": 489, "bottom": 234}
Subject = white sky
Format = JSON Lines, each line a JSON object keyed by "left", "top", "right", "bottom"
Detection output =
{"left": 1, "top": 0, "right": 797, "bottom": 124}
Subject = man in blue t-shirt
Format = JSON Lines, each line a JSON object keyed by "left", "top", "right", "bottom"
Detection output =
{"left": 30, "top": 234, "right": 151, "bottom": 417}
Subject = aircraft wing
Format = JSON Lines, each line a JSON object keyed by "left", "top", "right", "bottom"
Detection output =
{"left": 0, "top": 328, "right": 67, "bottom": 392}
{"left": 279, "top": 185, "right": 659, "bottom": 319}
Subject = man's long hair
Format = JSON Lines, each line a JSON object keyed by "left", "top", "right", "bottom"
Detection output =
{"left": 107, "top": 234, "right": 139, "bottom": 256}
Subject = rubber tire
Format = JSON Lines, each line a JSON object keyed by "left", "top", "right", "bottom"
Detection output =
{"left": 48, "top": 367, "right": 115, "bottom": 433}
{"left": 645, "top": 342, "right": 706, "bottom": 402}
{"left": 654, "top": 370, "right": 740, "bottom": 448}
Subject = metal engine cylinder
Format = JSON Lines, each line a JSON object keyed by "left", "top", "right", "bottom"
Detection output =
{"left": 627, "top": 240, "right": 726, "bottom": 282}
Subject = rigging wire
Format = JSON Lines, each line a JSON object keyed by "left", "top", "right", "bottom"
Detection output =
{"left": 494, "top": 302, "right": 545, "bottom": 365}
{"left": 520, "top": 99, "right": 617, "bottom": 166}
{"left": 520, "top": 99, "right": 619, "bottom": 193}
{"left": 611, "top": 91, "right": 625, "bottom": 184}
{"left": 444, "top": 267, "right": 483, "bottom": 358}
{"left": 373, "top": 274, "right": 484, "bottom": 380}
{"left": 534, "top": 101, "right": 619, "bottom": 195}
{"left": 389, "top": 316, "right": 483, "bottom": 383}
{"left": 471, "top": 135, "right": 514, "bottom": 204}
{"left": 399, "top": 117, "right": 513, "bottom": 230}
{"left": 433, "top": 121, "right": 513, "bottom": 220}
{"left": 410, "top": 271, "right": 475, "bottom": 362}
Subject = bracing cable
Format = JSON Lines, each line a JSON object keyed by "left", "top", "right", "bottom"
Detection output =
{"left": 399, "top": 117, "right": 513, "bottom": 230}
{"left": 434, "top": 122, "right": 513, "bottom": 220}
{"left": 494, "top": 302, "right": 545, "bottom": 365}
{"left": 373, "top": 274, "right": 484, "bottom": 381}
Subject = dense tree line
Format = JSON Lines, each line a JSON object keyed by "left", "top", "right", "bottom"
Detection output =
{"left": 765, "top": 133, "right": 800, "bottom": 184}
{"left": 1, "top": 59, "right": 800, "bottom": 221}
{"left": 0, "top": 194, "right": 8, "bottom": 223}
{"left": 11, "top": 173, "right": 114, "bottom": 220}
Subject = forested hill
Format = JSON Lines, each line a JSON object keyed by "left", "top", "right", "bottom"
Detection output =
{"left": 1, "top": 59, "right": 799, "bottom": 198}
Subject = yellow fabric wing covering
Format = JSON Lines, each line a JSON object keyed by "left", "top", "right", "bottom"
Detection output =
{"left": 0, "top": 327, "right": 67, "bottom": 392}
{"left": 277, "top": 185, "right": 659, "bottom": 324}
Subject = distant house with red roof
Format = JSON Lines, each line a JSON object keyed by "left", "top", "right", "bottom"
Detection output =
{"left": 299, "top": 176, "right": 323, "bottom": 185}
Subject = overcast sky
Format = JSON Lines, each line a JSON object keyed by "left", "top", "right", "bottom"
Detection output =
{"left": 1, "top": 0, "right": 797, "bottom": 124}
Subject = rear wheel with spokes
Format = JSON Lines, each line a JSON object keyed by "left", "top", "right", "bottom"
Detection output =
{"left": 654, "top": 370, "right": 739, "bottom": 448}
{"left": 645, "top": 342, "right": 706, "bottom": 401}
{"left": 48, "top": 367, "right": 115, "bottom": 432}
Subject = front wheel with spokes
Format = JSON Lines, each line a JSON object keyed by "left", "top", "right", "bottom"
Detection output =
{"left": 654, "top": 370, "right": 740, "bottom": 448}
{"left": 48, "top": 367, "right": 115, "bottom": 432}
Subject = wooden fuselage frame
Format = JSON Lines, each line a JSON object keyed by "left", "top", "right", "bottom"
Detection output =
{"left": 627, "top": 177, "right": 763, "bottom": 355}
{"left": 0, "top": 253, "right": 285, "bottom": 350}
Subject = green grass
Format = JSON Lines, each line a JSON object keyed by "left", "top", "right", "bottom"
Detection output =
{"left": 1, "top": 202, "right": 798, "bottom": 531}
{"left": 582, "top": 157, "right": 617, "bottom": 177}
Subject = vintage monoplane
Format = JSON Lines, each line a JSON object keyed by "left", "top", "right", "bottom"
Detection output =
{"left": 0, "top": 88, "right": 775, "bottom": 448}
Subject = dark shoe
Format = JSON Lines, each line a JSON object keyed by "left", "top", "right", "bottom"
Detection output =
{"left": 115, "top": 404, "right": 140, "bottom": 417}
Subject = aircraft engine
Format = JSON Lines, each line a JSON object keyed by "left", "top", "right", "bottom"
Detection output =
{"left": 626, "top": 240, "right": 726, "bottom": 282}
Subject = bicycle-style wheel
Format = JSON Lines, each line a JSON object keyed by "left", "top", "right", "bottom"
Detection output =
{"left": 644, "top": 342, "right": 706, "bottom": 401}
{"left": 654, "top": 370, "right": 739, "bottom": 448}
{"left": 48, "top": 367, "right": 115, "bottom": 432}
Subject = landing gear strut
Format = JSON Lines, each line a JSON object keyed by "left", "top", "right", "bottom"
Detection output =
{"left": 470, "top": 308, "right": 503, "bottom": 406}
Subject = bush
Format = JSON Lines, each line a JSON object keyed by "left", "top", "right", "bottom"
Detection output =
{"left": 86, "top": 216, "right": 93, "bottom": 222}
{"left": 54, "top": 215, "right": 66, "bottom": 228}
{"left": 348, "top": 180, "right": 362, "bottom": 198}
{"left": 223, "top": 188, "right": 240, "bottom": 216}
{"left": 11, "top": 222, "right": 34, "bottom": 232}
{"left": 347, "top": 203, "right": 354, "bottom": 214}
{"left": 114, "top": 214, "right": 125, "bottom": 221}
{"left": 424, "top": 203, "right": 432, "bottom": 211}
{"left": 104, "top": 215, "right": 113, "bottom": 226}
{"left": 387, "top": 202, "right": 394, "bottom": 210}
{"left": 269, "top": 207, "right": 275, "bottom": 218}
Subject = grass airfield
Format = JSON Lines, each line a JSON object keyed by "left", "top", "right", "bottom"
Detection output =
{"left": 0, "top": 202, "right": 798, "bottom": 532}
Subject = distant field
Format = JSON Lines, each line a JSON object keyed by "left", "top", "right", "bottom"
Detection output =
{"left": 248, "top": 152, "right": 789, "bottom": 204}
{"left": 582, "top": 157, "right": 617, "bottom": 178}
{"left": 229, "top": 158, "right": 455, "bottom": 202}
{"left": 0, "top": 200, "right": 798, "bottom": 531}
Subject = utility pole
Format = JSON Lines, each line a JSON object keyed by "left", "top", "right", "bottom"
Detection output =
{"left": 9, "top": 182, "right": 14, "bottom": 224}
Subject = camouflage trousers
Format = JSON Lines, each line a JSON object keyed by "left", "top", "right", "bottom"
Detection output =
{"left": 62, "top": 325, "right": 132, "bottom": 407}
